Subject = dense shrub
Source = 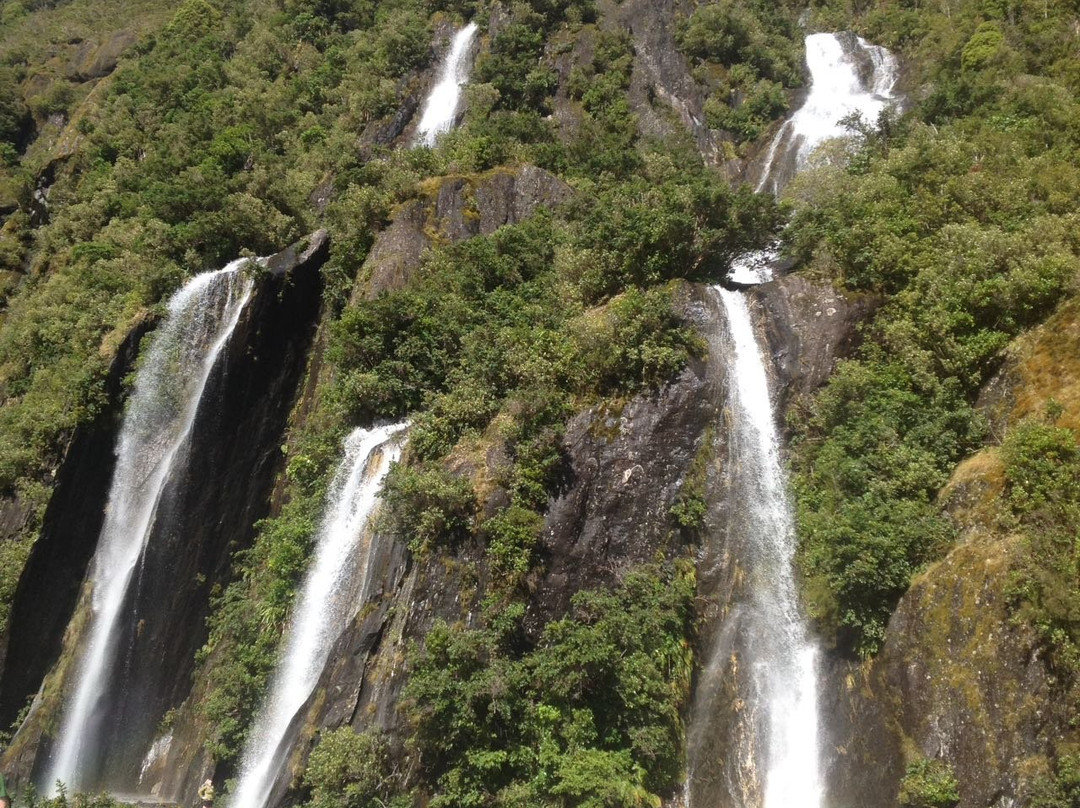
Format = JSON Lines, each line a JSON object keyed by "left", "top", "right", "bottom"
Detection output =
{"left": 898, "top": 759, "right": 961, "bottom": 808}
{"left": 302, "top": 728, "right": 410, "bottom": 808}
{"left": 405, "top": 564, "right": 695, "bottom": 807}
{"left": 1002, "top": 415, "right": 1080, "bottom": 678}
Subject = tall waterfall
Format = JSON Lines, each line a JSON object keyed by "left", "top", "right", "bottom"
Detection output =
{"left": 729, "top": 32, "right": 898, "bottom": 284}
{"left": 230, "top": 423, "right": 408, "bottom": 808}
{"left": 688, "top": 32, "right": 899, "bottom": 806}
{"left": 45, "top": 263, "right": 255, "bottom": 794}
{"left": 415, "top": 22, "right": 479, "bottom": 146}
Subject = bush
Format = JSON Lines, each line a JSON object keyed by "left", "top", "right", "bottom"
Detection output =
{"left": 898, "top": 758, "right": 961, "bottom": 808}
{"left": 572, "top": 286, "right": 704, "bottom": 395}
{"left": 379, "top": 464, "right": 477, "bottom": 554}
{"left": 1029, "top": 754, "right": 1080, "bottom": 808}
{"left": 405, "top": 564, "right": 695, "bottom": 807}
{"left": 303, "top": 728, "right": 410, "bottom": 808}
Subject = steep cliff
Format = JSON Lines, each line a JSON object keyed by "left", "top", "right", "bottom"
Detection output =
{"left": 1, "top": 0, "right": 1078, "bottom": 806}
{"left": 1, "top": 233, "right": 328, "bottom": 793}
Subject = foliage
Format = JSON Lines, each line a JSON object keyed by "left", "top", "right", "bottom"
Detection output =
{"left": 676, "top": 0, "right": 803, "bottom": 144}
{"left": 786, "top": 0, "right": 1080, "bottom": 656}
{"left": 380, "top": 463, "right": 477, "bottom": 555}
{"left": 1029, "top": 754, "right": 1080, "bottom": 808}
{"left": 670, "top": 426, "right": 713, "bottom": 535}
{"left": 1001, "top": 414, "right": 1080, "bottom": 679}
{"left": 22, "top": 784, "right": 129, "bottom": 808}
{"left": 404, "top": 564, "right": 695, "bottom": 807}
{"left": 302, "top": 728, "right": 411, "bottom": 808}
{"left": 898, "top": 758, "right": 961, "bottom": 808}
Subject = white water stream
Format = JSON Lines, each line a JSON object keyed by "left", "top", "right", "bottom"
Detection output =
{"left": 415, "top": 22, "right": 479, "bottom": 147}
{"left": 690, "top": 31, "right": 899, "bottom": 806}
{"left": 229, "top": 423, "right": 408, "bottom": 808}
{"left": 723, "top": 287, "right": 821, "bottom": 808}
{"left": 729, "top": 32, "right": 898, "bottom": 284}
{"left": 46, "top": 262, "right": 255, "bottom": 794}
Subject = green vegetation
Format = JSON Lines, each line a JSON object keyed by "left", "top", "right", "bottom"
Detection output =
{"left": 3, "top": 0, "right": 1079, "bottom": 798}
{"left": 898, "top": 758, "right": 961, "bottom": 808}
{"left": 404, "top": 564, "right": 694, "bottom": 807}
{"left": 1001, "top": 412, "right": 1080, "bottom": 682}
{"left": 786, "top": 0, "right": 1080, "bottom": 656}
{"left": 1030, "top": 754, "right": 1080, "bottom": 808}
{"left": 301, "top": 728, "right": 410, "bottom": 808}
{"left": 20, "top": 784, "right": 128, "bottom": 808}
{"left": 676, "top": 0, "right": 804, "bottom": 145}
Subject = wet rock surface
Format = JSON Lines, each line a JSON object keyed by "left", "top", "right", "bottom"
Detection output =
{"left": 750, "top": 275, "right": 877, "bottom": 409}
{"left": 1, "top": 233, "right": 328, "bottom": 795}
{"left": 0, "top": 317, "right": 153, "bottom": 730}
{"left": 360, "top": 165, "right": 570, "bottom": 299}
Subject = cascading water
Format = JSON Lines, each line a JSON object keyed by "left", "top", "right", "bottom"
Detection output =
{"left": 45, "top": 262, "right": 255, "bottom": 794}
{"left": 229, "top": 423, "right": 408, "bottom": 808}
{"left": 414, "top": 22, "right": 480, "bottom": 147}
{"left": 686, "top": 288, "right": 822, "bottom": 808}
{"left": 729, "top": 32, "right": 898, "bottom": 284}
{"left": 688, "top": 32, "right": 899, "bottom": 806}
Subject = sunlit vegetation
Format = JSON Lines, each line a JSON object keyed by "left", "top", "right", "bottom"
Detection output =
{"left": 786, "top": 0, "right": 1080, "bottom": 658}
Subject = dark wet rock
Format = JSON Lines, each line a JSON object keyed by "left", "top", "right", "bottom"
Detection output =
{"left": 1, "top": 232, "right": 328, "bottom": 796}
{"left": 749, "top": 275, "right": 877, "bottom": 409}
{"left": 0, "top": 316, "right": 153, "bottom": 730}
{"left": 359, "top": 165, "right": 570, "bottom": 300}
{"left": 529, "top": 350, "right": 719, "bottom": 630}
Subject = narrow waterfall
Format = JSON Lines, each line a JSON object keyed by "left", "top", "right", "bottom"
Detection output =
{"left": 45, "top": 262, "right": 255, "bottom": 794}
{"left": 230, "top": 423, "right": 408, "bottom": 808}
{"left": 686, "top": 288, "right": 821, "bottom": 808}
{"left": 687, "top": 32, "right": 899, "bottom": 806}
{"left": 414, "top": 22, "right": 480, "bottom": 146}
{"left": 729, "top": 32, "right": 898, "bottom": 284}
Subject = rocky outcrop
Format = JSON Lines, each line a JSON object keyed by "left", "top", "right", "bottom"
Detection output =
{"left": 358, "top": 165, "right": 571, "bottom": 299}
{"left": 750, "top": 275, "right": 877, "bottom": 408}
{"left": 603, "top": 0, "right": 730, "bottom": 168}
{"left": 0, "top": 316, "right": 154, "bottom": 730}
{"left": 824, "top": 293, "right": 1080, "bottom": 807}
{"left": 62, "top": 31, "right": 138, "bottom": 82}
{"left": 1, "top": 232, "right": 328, "bottom": 795}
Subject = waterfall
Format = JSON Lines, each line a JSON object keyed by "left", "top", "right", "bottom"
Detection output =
{"left": 688, "top": 30, "right": 899, "bottom": 806}
{"left": 686, "top": 289, "right": 822, "bottom": 808}
{"left": 45, "top": 262, "right": 255, "bottom": 795}
{"left": 415, "top": 22, "right": 480, "bottom": 147}
{"left": 229, "top": 423, "right": 408, "bottom": 808}
{"left": 729, "top": 33, "right": 899, "bottom": 285}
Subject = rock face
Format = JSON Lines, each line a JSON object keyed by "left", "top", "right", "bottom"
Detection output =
{"left": 750, "top": 275, "right": 876, "bottom": 406}
{"left": 0, "top": 232, "right": 328, "bottom": 794}
{"left": 243, "top": 272, "right": 869, "bottom": 808}
{"left": 0, "top": 317, "right": 153, "bottom": 730}
{"left": 605, "top": 0, "right": 730, "bottom": 167}
{"left": 358, "top": 165, "right": 571, "bottom": 299}
{"left": 63, "top": 31, "right": 138, "bottom": 82}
